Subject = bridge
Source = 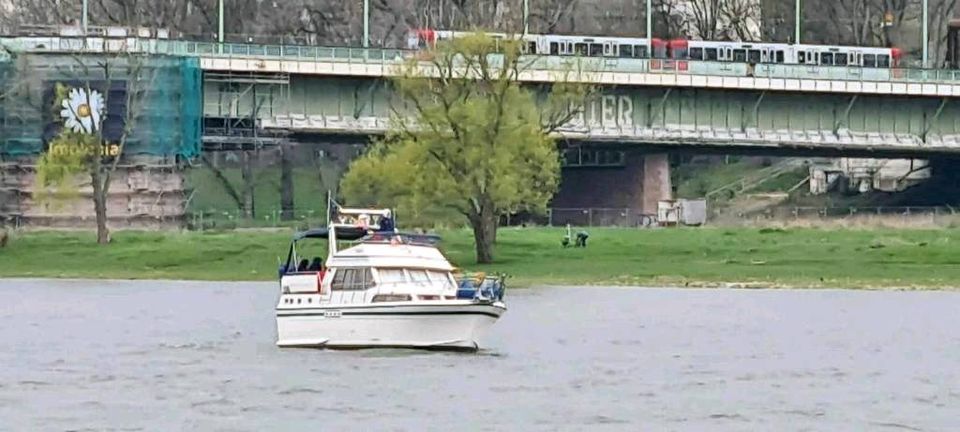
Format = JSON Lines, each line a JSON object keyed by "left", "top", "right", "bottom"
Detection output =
{"left": 4, "top": 34, "right": 960, "bottom": 222}
{"left": 7, "top": 35, "right": 960, "bottom": 157}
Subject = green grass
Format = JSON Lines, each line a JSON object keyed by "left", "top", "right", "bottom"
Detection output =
{"left": 3, "top": 227, "right": 960, "bottom": 289}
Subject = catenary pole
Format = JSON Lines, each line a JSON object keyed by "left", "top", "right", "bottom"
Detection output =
{"left": 795, "top": 0, "right": 801, "bottom": 44}
{"left": 523, "top": 0, "right": 529, "bottom": 34}
{"left": 218, "top": 0, "right": 224, "bottom": 53}
{"left": 646, "top": 0, "right": 652, "bottom": 54}
{"left": 363, "top": 0, "right": 370, "bottom": 47}
{"left": 82, "top": 0, "right": 88, "bottom": 33}
{"left": 923, "top": 0, "right": 929, "bottom": 68}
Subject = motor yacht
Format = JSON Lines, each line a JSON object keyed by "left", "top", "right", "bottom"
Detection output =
{"left": 275, "top": 204, "right": 507, "bottom": 350}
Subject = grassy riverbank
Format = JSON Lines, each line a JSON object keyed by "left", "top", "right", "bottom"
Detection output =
{"left": 2, "top": 227, "right": 959, "bottom": 289}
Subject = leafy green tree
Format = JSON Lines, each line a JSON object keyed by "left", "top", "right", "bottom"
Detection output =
{"left": 341, "top": 32, "right": 590, "bottom": 263}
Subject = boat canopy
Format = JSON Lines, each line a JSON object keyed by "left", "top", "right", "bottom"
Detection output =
{"left": 292, "top": 226, "right": 368, "bottom": 242}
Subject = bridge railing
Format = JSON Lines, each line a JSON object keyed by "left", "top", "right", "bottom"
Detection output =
{"left": 7, "top": 36, "right": 960, "bottom": 84}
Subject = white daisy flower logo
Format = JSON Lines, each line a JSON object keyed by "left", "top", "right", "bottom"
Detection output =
{"left": 59, "top": 87, "right": 104, "bottom": 134}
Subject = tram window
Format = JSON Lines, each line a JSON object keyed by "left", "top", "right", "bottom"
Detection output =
{"left": 526, "top": 41, "right": 537, "bottom": 54}
{"left": 550, "top": 42, "right": 559, "bottom": 55}
{"left": 820, "top": 52, "right": 833, "bottom": 65}
{"left": 798, "top": 51, "right": 806, "bottom": 64}
{"left": 878, "top": 54, "right": 890, "bottom": 67}
{"left": 835, "top": 53, "right": 848, "bottom": 65}
{"left": 689, "top": 47, "right": 703, "bottom": 60}
{"left": 776, "top": 50, "right": 784, "bottom": 63}
{"left": 863, "top": 54, "right": 877, "bottom": 68}
{"left": 619, "top": 44, "right": 633, "bottom": 58}
{"left": 634, "top": 45, "right": 648, "bottom": 58}
{"left": 574, "top": 42, "right": 588, "bottom": 55}
{"left": 705, "top": 48, "right": 718, "bottom": 61}
{"left": 733, "top": 49, "right": 746, "bottom": 62}
{"left": 747, "top": 49, "right": 761, "bottom": 63}
{"left": 589, "top": 43, "right": 603, "bottom": 56}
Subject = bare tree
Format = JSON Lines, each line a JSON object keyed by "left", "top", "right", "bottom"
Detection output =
{"left": 686, "top": 0, "right": 722, "bottom": 40}
{"left": 32, "top": 50, "right": 159, "bottom": 243}
{"left": 720, "top": 0, "right": 762, "bottom": 41}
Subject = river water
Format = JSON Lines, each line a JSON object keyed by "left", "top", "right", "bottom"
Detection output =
{"left": 1, "top": 280, "right": 958, "bottom": 431}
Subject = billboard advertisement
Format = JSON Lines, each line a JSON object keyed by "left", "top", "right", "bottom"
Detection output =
{"left": 42, "top": 80, "right": 128, "bottom": 157}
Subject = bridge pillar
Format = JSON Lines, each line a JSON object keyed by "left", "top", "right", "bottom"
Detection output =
{"left": 641, "top": 153, "right": 672, "bottom": 215}
{"left": 553, "top": 149, "right": 672, "bottom": 221}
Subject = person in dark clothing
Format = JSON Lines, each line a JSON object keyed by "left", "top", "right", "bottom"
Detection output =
{"left": 575, "top": 231, "right": 589, "bottom": 248}
{"left": 297, "top": 259, "right": 309, "bottom": 272}
{"left": 307, "top": 257, "right": 323, "bottom": 272}
{"left": 379, "top": 212, "right": 395, "bottom": 233}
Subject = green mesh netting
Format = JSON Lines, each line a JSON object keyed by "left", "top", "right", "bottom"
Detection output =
{"left": 0, "top": 54, "right": 201, "bottom": 158}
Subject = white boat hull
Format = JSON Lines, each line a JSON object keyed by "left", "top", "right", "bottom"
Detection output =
{"left": 276, "top": 301, "right": 506, "bottom": 350}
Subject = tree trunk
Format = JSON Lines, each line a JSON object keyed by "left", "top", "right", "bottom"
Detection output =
{"left": 91, "top": 171, "right": 110, "bottom": 244}
{"left": 279, "top": 143, "right": 295, "bottom": 221}
{"left": 469, "top": 205, "right": 497, "bottom": 264}
{"left": 241, "top": 150, "right": 255, "bottom": 219}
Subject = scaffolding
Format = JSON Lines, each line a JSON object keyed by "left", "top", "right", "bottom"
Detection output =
{"left": 0, "top": 53, "right": 202, "bottom": 159}
{"left": 201, "top": 70, "right": 291, "bottom": 151}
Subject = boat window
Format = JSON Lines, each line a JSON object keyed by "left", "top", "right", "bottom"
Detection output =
{"left": 407, "top": 269, "right": 431, "bottom": 283}
{"left": 372, "top": 294, "right": 411, "bottom": 303}
{"left": 689, "top": 47, "right": 703, "bottom": 60}
{"left": 427, "top": 270, "right": 455, "bottom": 289}
{"left": 705, "top": 48, "right": 718, "bottom": 61}
{"left": 331, "top": 268, "right": 375, "bottom": 291}
{"left": 864, "top": 54, "right": 877, "bottom": 68}
{"left": 377, "top": 268, "right": 406, "bottom": 285}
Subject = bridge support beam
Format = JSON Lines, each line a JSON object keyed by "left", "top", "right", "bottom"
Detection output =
{"left": 834, "top": 95, "right": 859, "bottom": 137}
{"left": 923, "top": 98, "right": 948, "bottom": 143}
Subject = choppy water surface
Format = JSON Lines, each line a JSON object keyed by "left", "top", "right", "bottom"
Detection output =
{"left": 1, "top": 280, "right": 959, "bottom": 431}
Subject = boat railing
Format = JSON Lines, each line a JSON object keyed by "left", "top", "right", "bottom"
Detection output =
{"left": 361, "top": 232, "right": 441, "bottom": 247}
{"left": 455, "top": 273, "right": 508, "bottom": 301}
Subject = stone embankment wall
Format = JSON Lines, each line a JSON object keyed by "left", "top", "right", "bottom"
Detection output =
{"left": 0, "top": 158, "right": 185, "bottom": 229}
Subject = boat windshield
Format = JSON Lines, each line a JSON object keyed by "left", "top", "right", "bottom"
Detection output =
{"left": 375, "top": 268, "right": 456, "bottom": 290}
